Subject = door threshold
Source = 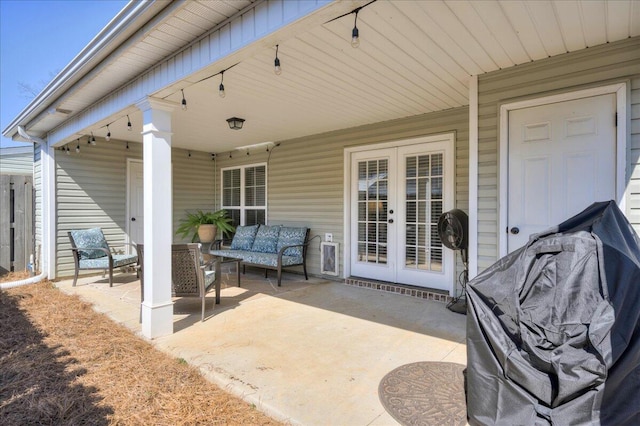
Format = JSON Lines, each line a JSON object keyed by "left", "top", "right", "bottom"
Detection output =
{"left": 344, "top": 277, "right": 452, "bottom": 303}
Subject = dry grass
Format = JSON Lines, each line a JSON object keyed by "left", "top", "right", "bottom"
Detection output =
{"left": 0, "top": 271, "right": 281, "bottom": 425}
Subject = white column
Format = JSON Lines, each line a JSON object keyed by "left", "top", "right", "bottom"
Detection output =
{"left": 137, "top": 97, "right": 176, "bottom": 339}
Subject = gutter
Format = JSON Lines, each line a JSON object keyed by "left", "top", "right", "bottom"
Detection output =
{"left": 2, "top": 0, "right": 161, "bottom": 140}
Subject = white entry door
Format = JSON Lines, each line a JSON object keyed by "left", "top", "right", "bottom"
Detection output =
{"left": 507, "top": 94, "right": 616, "bottom": 251}
{"left": 128, "top": 160, "right": 144, "bottom": 248}
{"left": 350, "top": 138, "right": 454, "bottom": 291}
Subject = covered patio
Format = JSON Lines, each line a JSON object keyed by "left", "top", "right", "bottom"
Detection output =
{"left": 55, "top": 268, "right": 467, "bottom": 425}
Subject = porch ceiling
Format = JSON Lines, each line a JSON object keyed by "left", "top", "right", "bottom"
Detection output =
{"left": 19, "top": 1, "right": 640, "bottom": 153}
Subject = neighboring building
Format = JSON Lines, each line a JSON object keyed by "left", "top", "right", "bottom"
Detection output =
{"left": 3, "top": 0, "right": 639, "bottom": 338}
{"left": 0, "top": 146, "right": 33, "bottom": 176}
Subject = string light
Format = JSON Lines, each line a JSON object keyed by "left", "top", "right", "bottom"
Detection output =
{"left": 76, "top": 139, "right": 80, "bottom": 153}
{"left": 274, "top": 45, "right": 282, "bottom": 75}
{"left": 126, "top": 141, "right": 130, "bottom": 150}
{"left": 181, "top": 89, "right": 187, "bottom": 111}
{"left": 66, "top": 145, "right": 70, "bottom": 155}
{"left": 105, "top": 124, "right": 111, "bottom": 141}
{"left": 211, "top": 153, "right": 215, "bottom": 160}
{"left": 219, "top": 70, "right": 225, "bottom": 98}
{"left": 188, "top": 151, "right": 191, "bottom": 158}
{"left": 90, "top": 132, "right": 96, "bottom": 145}
{"left": 127, "top": 115, "right": 132, "bottom": 131}
{"left": 351, "top": 9, "right": 360, "bottom": 48}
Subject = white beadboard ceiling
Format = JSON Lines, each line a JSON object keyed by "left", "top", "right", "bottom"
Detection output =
{"left": 34, "top": 0, "right": 640, "bottom": 153}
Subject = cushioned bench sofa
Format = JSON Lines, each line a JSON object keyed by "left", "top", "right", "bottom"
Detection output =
{"left": 209, "top": 225, "right": 310, "bottom": 286}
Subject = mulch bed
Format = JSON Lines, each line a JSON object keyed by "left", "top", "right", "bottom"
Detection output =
{"left": 0, "top": 272, "right": 282, "bottom": 425}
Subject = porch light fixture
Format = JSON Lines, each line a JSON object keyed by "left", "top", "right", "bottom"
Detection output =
{"left": 90, "top": 132, "right": 96, "bottom": 145}
{"left": 351, "top": 10, "right": 360, "bottom": 48}
{"left": 105, "top": 124, "right": 111, "bottom": 141}
{"left": 274, "top": 45, "right": 282, "bottom": 75}
{"left": 127, "top": 115, "right": 132, "bottom": 131}
{"left": 226, "top": 117, "right": 245, "bottom": 130}
{"left": 181, "top": 89, "right": 187, "bottom": 111}
{"left": 219, "top": 71, "right": 226, "bottom": 98}
{"left": 76, "top": 139, "right": 80, "bottom": 153}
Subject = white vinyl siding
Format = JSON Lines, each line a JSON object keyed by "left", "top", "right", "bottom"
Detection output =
{"left": 477, "top": 36, "right": 640, "bottom": 272}
{"left": 55, "top": 139, "right": 215, "bottom": 278}
{"left": 34, "top": 145, "right": 42, "bottom": 270}
{"left": 0, "top": 147, "right": 33, "bottom": 175}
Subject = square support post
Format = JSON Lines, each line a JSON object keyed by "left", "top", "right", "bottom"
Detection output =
{"left": 137, "top": 97, "right": 177, "bottom": 338}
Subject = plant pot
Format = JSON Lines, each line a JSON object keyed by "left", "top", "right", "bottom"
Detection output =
{"left": 197, "top": 224, "right": 217, "bottom": 243}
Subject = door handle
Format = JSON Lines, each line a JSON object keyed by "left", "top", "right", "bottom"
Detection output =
{"left": 510, "top": 227, "right": 519, "bottom": 235}
{"left": 131, "top": 217, "right": 136, "bottom": 222}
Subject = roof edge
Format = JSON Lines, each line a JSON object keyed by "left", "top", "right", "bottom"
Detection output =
{"left": 1, "top": 0, "right": 166, "bottom": 140}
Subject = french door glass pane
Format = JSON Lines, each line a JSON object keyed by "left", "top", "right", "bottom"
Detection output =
{"left": 357, "top": 158, "right": 388, "bottom": 264}
{"left": 404, "top": 153, "right": 444, "bottom": 272}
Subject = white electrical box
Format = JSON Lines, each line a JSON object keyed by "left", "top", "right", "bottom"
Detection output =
{"left": 325, "top": 233, "right": 333, "bottom": 242}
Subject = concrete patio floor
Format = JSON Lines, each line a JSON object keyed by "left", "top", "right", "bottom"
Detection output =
{"left": 56, "top": 266, "right": 467, "bottom": 425}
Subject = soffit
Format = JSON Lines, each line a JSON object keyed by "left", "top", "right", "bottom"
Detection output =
{"left": 34, "top": 1, "right": 640, "bottom": 152}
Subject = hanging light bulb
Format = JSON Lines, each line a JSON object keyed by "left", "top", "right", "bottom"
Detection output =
{"left": 66, "top": 145, "right": 70, "bottom": 155}
{"left": 219, "top": 71, "right": 225, "bottom": 98}
{"left": 90, "top": 132, "right": 96, "bottom": 145}
{"left": 105, "top": 124, "right": 111, "bottom": 141}
{"left": 274, "top": 44, "right": 282, "bottom": 75}
{"left": 351, "top": 10, "right": 360, "bottom": 48}
{"left": 188, "top": 151, "right": 192, "bottom": 158}
{"left": 76, "top": 139, "right": 80, "bottom": 153}
{"left": 126, "top": 141, "right": 130, "bottom": 150}
{"left": 181, "top": 89, "right": 187, "bottom": 111}
{"left": 127, "top": 115, "right": 132, "bottom": 131}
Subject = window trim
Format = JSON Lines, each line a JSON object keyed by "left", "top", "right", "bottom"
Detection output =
{"left": 220, "top": 162, "right": 268, "bottom": 226}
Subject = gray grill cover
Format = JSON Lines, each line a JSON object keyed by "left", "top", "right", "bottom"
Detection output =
{"left": 466, "top": 201, "right": 640, "bottom": 425}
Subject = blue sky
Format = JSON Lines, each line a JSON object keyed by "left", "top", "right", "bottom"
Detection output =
{"left": 0, "top": 0, "right": 128, "bottom": 148}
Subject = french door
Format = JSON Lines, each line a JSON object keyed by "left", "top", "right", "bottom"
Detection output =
{"left": 350, "top": 137, "right": 454, "bottom": 292}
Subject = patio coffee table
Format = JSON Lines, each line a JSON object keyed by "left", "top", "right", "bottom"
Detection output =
{"left": 207, "top": 252, "right": 242, "bottom": 288}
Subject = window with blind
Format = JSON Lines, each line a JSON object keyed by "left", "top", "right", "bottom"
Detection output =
{"left": 222, "top": 163, "right": 267, "bottom": 228}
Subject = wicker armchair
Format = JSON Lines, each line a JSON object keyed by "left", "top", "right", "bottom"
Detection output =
{"left": 172, "top": 244, "right": 220, "bottom": 322}
{"left": 136, "top": 243, "right": 220, "bottom": 322}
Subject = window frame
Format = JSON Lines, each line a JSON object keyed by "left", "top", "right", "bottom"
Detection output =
{"left": 220, "top": 162, "right": 268, "bottom": 226}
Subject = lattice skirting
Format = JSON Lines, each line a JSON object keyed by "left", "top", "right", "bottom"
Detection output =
{"left": 344, "top": 277, "right": 452, "bottom": 303}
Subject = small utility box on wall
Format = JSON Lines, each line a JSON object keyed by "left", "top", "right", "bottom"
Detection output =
{"left": 321, "top": 242, "right": 339, "bottom": 276}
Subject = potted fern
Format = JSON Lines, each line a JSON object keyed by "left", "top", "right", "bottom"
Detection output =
{"left": 176, "top": 209, "right": 235, "bottom": 243}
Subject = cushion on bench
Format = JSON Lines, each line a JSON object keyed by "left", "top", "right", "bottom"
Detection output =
{"left": 209, "top": 249, "right": 302, "bottom": 268}
{"left": 251, "top": 225, "right": 281, "bottom": 253}
{"left": 230, "top": 225, "right": 259, "bottom": 250}
{"left": 277, "top": 227, "right": 307, "bottom": 257}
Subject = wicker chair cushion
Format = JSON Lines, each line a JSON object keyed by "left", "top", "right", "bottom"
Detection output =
{"left": 79, "top": 254, "right": 138, "bottom": 269}
{"left": 230, "top": 225, "right": 259, "bottom": 250}
{"left": 71, "top": 228, "right": 110, "bottom": 259}
{"left": 276, "top": 227, "right": 307, "bottom": 257}
{"left": 251, "top": 225, "right": 281, "bottom": 253}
